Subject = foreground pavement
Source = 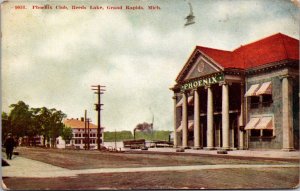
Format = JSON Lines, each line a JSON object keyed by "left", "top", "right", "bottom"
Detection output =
{"left": 2, "top": 154, "right": 299, "bottom": 178}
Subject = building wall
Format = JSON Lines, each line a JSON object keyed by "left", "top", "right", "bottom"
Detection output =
{"left": 246, "top": 67, "right": 299, "bottom": 149}
{"left": 56, "top": 128, "right": 102, "bottom": 149}
{"left": 174, "top": 61, "right": 298, "bottom": 150}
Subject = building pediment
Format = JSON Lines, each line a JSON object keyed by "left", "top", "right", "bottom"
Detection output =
{"left": 176, "top": 48, "right": 224, "bottom": 83}
{"left": 184, "top": 56, "right": 222, "bottom": 81}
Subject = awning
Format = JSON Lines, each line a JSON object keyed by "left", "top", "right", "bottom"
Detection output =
{"left": 245, "top": 117, "right": 260, "bottom": 130}
{"left": 188, "top": 96, "right": 194, "bottom": 105}
{"left": 176, "top": 125, "right": 182, "bottom": 132}
{"left": 176, "top": 96, "right": 193, "bottom": 107}
{"left": 176, "top": 98, "right": 183, "bottom": 107}
{"left": 255, "top": 117, "right": 273, "bottom": 130}
{"left": 245, "top": 84, "right": 260, "bottom": 97}
{"left": 188, "top": 120, "right": 194, "bottom": 131}
{"left": 256, "top": 81, "right": 272, "bottom": 95}
{"left": 176, "top": 120, "right": 194, "bottom": 132}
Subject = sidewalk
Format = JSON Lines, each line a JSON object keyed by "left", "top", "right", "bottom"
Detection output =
{"left": 124, "top": 147, "right": 300, "bottom": 160}
{"left": 2, "top": 155, "right": 299, "bottom": 178}
{"left": 2, "top": 155, "right": 75, "bottom": 178}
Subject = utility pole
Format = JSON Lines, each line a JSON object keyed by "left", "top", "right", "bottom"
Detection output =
{"left": 87, "top": 118, "right": 91, "bottom": 150}
{"left": 91, "top": 85, "right": 106, "bottom": 151}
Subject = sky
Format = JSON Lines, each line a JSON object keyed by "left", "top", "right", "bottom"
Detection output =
{"left": 1, "top": 0, "right": 299, "bottom": 132}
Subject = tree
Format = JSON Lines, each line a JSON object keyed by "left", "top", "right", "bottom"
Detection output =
{"left": 48, "top": 109, "right": 66, "bottom": 148}
{"left": 7, "top": 101, "right": 67, "bottom": 147}
{"left": 2, "top": 112, "right": 11, "bottom": 140}
{"left": 103, "top": 131, "right": 133, "bottom": 142}
{"left": 61, "top": 125, "right": 73, "bottom": 147}
{"left": 31, "top": 107, "right": 52, "bottom": 147}
{"left": 9, "top": 101, "right": 33, "bottom": 145}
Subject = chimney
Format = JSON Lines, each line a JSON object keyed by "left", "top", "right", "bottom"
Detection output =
{"left": 81, "top": 117, "right": 84, "bottom": 122}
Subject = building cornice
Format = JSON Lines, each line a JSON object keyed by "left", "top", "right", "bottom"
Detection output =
{"left": 245, "top": 59, "right": 298, "bottom": 76}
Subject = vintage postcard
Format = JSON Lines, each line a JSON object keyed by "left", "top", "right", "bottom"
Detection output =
{"left": 1, "top": 0, "right": 299, "bottom": 190}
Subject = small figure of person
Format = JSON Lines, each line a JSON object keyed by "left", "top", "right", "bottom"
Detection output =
{"left": 4, "top": 133, "right": 15, "bottom": 160}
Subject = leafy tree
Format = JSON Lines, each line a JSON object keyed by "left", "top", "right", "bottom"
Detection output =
{"left": 104, "top": 131, "right": 133, "bottom": 142}
{"left": 9, "top": 101, "right": 33, "bottom": 144}
{"left": 7, "top": 101, "right": 67, "bottom": 147}
{"left": 135, "top": 130, "right": 172, "bottom": 141}
{"left": 2, "top": 112, "right": 11, "bottom": 140}
{"left": 48, "top": 109, "right": 66, "bottom": 147}
{"left": 31, "top": 107, "right": 52, "bottom": 146}
{"left": 61, "top": 125, "right": 73, "bottom": 147}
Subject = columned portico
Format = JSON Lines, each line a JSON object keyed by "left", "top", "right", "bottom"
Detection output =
{"left": 182, "top": 93, "right": 188, "bottom": 148}
{"left": 281, "top": 75, "right": 294, "bottom": 151}
{"left": 206, "top": 85, "right": 214, "bottom": 149}
{"left": 193, "top": 89, "right": 200, "bottom": 149}
{"left": 221, "top": 82, "right": 230, "bottom": 150}
{"left": 172, "top": 33, "right": 299, "bottom": 151}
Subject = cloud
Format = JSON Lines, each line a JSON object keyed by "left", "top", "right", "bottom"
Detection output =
{"left": 2, "top": 0, "right": 299, "bottom": 132}
{"left": 213, "top": 0, "right": 264, "bottom": 20}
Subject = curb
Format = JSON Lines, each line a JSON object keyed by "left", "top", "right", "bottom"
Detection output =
{"left": 124, "top": 150, "right": 300, "bottom": 162}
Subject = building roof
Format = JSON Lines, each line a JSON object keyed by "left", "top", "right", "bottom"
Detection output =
{"left": 197, "top": 33, "right": 299, "bottom": 69}
{"left": 176, "top": 33, "right": 299, "bottom": 82}
{"left": 63, "top": 118, "right": 99, "bottom": 129}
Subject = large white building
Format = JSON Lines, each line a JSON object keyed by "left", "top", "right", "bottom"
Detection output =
{"left": 56, "top": 118, "right": 104, "bottom": 149}
{"left": 171, "top": 33, "right": 299, "bottom": 150}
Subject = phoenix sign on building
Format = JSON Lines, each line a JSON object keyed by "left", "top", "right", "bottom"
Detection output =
{"left": 171, "top": 33, "right": 299, "bottom": 151}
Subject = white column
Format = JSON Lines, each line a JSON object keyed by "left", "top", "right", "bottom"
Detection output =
{"left": 281, "top": 75, "right": 294, "bottom": 151}
{"left": 182, "top": 93, "right": 188, "bottom": 148}
{"left": 238, "top": 83, "right": 245, "bottom": 150}
{"left": 194, "top": 89, "right": 200, "bottom": 149}
{"left": 206, "top": 86, "right": 214, "bottom": 149}
{"left": 173, "top": 96, "right": 178, "bottom": 147}
{"left": 222, "top": 83, "right": 230, "bottom": 150}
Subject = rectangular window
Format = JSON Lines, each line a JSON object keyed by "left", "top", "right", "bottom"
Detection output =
{"left": 262, "top": 129, "right": 273, "bottom": 137}
{"left": 250, "top": 129, "right": 260, "bottom": 137}
{"left": 262, "top": 95, "right": 273, "bottom": 107}
{"left": 250, "top": 97, "right": 260, "bottom": 108}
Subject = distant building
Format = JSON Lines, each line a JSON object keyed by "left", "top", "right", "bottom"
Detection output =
{"left": 56, "top": 118, "right": 104, "bottom": 149}
{"left": 171, "top": 33, "right": 299, "bottom": 150}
